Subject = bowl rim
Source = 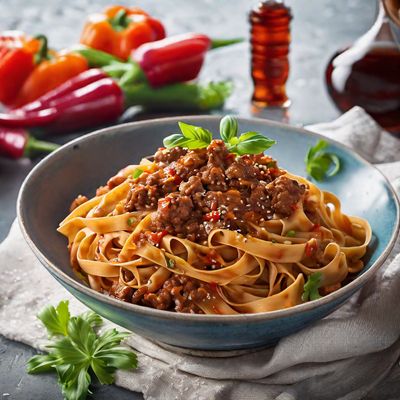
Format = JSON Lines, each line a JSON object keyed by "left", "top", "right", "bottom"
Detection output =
{"left": 17, "top": 115, "right": 400, "bottom": 322}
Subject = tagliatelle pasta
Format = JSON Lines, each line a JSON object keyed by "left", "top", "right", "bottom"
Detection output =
{"left": 58, "top": 138, "right": 371, "bottom": 315}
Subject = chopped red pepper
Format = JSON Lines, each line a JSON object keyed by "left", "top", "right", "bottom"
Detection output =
{"left": 158, "top": 197, "right": 171, "bottom": 210}
{"left": 203, "top": 211, "right": 221, "bottom": 222}
{"left": 305, "top": 240, "right": 318, "bottom": 257}
{"left": 209, "top": 281, "right": 218, "bottom": 292}
{"left": 148, "top": 229, "right": 168, "bottom": 246}
{"left": 312, "top": 224, "right": 321, "bottom": 232}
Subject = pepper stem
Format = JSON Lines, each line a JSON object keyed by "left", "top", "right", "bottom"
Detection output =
{"left": 109, "top": 9, "right": 130, "bottom": 31}
{"left": 211, "top": 38, "right": 244, "bottom": 50}
{"left": 24, "top": 136, "right": 59, "bottom": 158}
{"left": 34, "top": 34, "right": 51, "bottom": 64}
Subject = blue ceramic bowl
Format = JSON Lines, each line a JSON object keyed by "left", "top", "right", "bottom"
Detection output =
{"left": 17, "top": 116, "right": 399, "bottom": 350}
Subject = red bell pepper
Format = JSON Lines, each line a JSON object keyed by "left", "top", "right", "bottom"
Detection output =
{"left": 132, "top": 33, "right": 211, "bottom": 87}
{"left": 0, "top": 126, "right": 58, "bottom": 159}
{"left": 0, "top": 31, "right": 37, "bottom": 106}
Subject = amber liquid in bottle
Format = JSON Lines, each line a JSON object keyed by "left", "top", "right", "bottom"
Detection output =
{"left": 249, "top": 0, "right": 292, "bottom": 108}
{"left": 326, "top": 45, "right": 400, "bottom": 133}
{"left": 325, "top": 2, "right": 400, "bottom": 133}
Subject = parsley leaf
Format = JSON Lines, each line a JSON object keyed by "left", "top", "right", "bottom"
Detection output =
{"left": 38, "top": 300, "right": 70, "bottom": 337}
{"left": 27, "top": 301, "right": 137, "bottom": 400}
{"left": 305, "top": 140, "right": 341, "bottom": 181}
{"left": 302, "top": 272, "right": 323, "bottom": 302}
{"left": 286, "top": 230, "right": 296, "bottom": 237}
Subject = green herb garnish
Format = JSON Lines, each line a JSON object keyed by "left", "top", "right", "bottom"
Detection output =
{"left": 127, "top": 217, "right": 135, "bottom": 226}
{"left": 164, "top": 122, "right": 213, "bottom": 149}
{"left": 166, "top": 257, "right": 175, "bottom": 269}
{"left": 305, "top": 140, "right": 340, "bottom": 182}
{"left": 163, "top": 116, "right": 276, "bottom": 156}
{"left": 286, "top": 230, "right": 296, "bottom": 237}
{"left": 27, "top": 300, "right": 137, "bottom": 400}
{"left": 302, "top": 272, "right": 323, "bottom": 302}
{"left": 132, "top": 168, "right": 144, "bottom": 179}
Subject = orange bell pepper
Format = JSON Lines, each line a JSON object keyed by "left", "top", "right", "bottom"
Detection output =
{"left": 0, "top": 31, "right": 39, "bottom": 106}
{"left": 80, "top": 5, "right": 166, "bottom": 60}
{"left": 12, "top": 36, "right": 88, "bottom": 107}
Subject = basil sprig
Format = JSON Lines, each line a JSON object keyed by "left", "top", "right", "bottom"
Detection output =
{"left": 163, "top": 116, "right": 276, "bottom": 156}
{"left": 305, "top": 140, "right": 341, "bottom": 182}
{"left": 164, "top": 122, "right": 213, "bottom": 149}
{"left": 302, "top": 272, "right": 323, "bottom": 302}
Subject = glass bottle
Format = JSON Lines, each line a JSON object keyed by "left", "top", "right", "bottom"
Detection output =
{"left": 325, "top": 1, "right": 400, "bottom": 133}
{"left": 249, "top": 0, "right": 292, "bottom": 109}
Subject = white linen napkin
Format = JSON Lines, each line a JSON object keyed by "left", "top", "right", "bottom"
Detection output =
{"left": 1, "top": 106, "right": 400, "bottom": 400}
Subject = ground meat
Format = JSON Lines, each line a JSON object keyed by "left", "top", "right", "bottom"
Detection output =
{"left": 125, "top": 184, "right": 159, "bottom": 211}
{"left": 118, "top": 140, "right": 301, "bottom": 244}
{"left": 200, "top": 165, "right": 227, "bottom": 191}
{"left": 225, "top": 157, "right": 258, "bottom": 181}
{"left": 207, "top": 139, "right": 229, "bottom": 169}
{"left": 140, "top": 274, "right": 210, "bottom": 313}
{"left": 174, "top": 148, "right": 208, "bottom": 180}
{"left": 249, "top": 184, "right": 272, "bottom": 220}
{"left": 154, "top": 147, "right": 187, "bottom": 164}
{"left": 109, "top": 282, "right": 134, "bottom": 302}
{"left": 69, "top": 195, "right": 88, "bottom": 212}
{"left": 179, "top": 176, "right": 205, "bottom": 195}
{"left": 266, "top": 176, "right": 306, "bottom": 217}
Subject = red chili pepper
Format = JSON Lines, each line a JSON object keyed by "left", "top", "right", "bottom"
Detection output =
{"left": 132, "top": 33, "right": 211, "bottom": 87}
{"left": 305, "top": 240, "right": 318, "bottom": 257}
{"left": 21, "top": 68, "right": 108, "bottom": 112}
{"left": 148, "top": 229, "right": 168, "bottom": 246}
{"left": 203, "top": 211, "right": 221, "bottom": 222}
{"left": 0, "top": 73, "right": 124, "bottom": 133}
{"left": 0, "top": 126, "right": 58, "bottom": 159}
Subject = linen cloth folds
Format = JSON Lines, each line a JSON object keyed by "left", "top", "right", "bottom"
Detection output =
{"left": 1, "top": 106, "right": 400, "bottom": 400}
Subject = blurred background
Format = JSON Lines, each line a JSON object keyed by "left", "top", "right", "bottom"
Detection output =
{"left": 0, "top": 0, "right": 376, "bottom": 124}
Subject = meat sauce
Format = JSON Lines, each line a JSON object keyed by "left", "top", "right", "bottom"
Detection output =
{"left": 73, "top": 140, "right": 307, "bottom": 313}
{"left": 125, "top": 140, "right": 306, "bottom": 243}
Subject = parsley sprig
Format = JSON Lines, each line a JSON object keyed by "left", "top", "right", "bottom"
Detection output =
{"left": 305, "top": 140, "right": 340, "bottom": 181}
{"left": 27, "top": 301, "right": 137, "bottom": 400}
{"left": 163, "top": 115, "right": 276, "bottom": 156}
{"left": 302, "top": 272, "right": 323, "bottom": 302}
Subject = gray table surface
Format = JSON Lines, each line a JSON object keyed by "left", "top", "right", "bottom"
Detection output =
{"left": 2, "top": 0, "right": 397, "bottom": 399}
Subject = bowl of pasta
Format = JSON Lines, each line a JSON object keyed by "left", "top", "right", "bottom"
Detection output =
{"left": 17, "top": 116, "right": 399, "bottom": 350}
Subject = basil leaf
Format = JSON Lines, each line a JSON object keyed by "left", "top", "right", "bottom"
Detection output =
{"left": 326, "top": 153, "right": 340, "bottom": 177}
{"left": 163, "top": 133, "right": 188, "bottom": 148}
{"left": 235, "top": 132, "right": 276, "bottom": 155}
{"left": 305, "top": 139, "right": 328, "bottom": 164}
{"left": 178, "top": 122, "right": 212, "bottom": 144}
{"left": 220, "top": 115, "right": 238, "bottom": 142}
{"left": 302, "top": 272, "right": 322, "bottom": 302}
{"left": 305, "top": 140, "right": 341, "bottom": 181}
